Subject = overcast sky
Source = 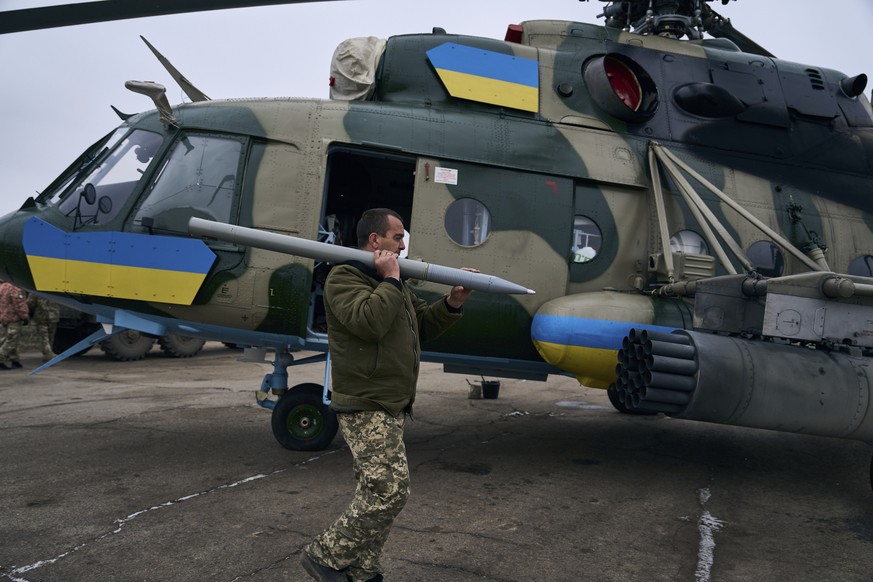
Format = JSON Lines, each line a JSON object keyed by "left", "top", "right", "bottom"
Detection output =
{"left": 1, "top": 0, "right": 871, "bottom": 218}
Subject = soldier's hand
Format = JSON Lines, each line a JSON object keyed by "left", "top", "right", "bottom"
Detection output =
{"left": 447, "top": 267, "right": 478, "bottom": 308}
{"left": 374, "top": 250, "right": 400, "bottom": 280}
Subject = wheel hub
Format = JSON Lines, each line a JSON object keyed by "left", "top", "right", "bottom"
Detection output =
{"left": 288, "top": 404, "right": 322, "bottom": 439}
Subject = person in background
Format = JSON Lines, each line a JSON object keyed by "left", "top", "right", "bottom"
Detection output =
{"left": 0, "top": 282, "right": 30, "bottom": 370}
{"left": 28, "top": 295, "right": 60, "bottom": 362}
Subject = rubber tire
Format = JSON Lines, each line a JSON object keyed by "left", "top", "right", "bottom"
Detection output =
{"left": 100, "top": 331, "right": 156, "bottom": 361}
{"left": 158, "top": 334, "right": 205, "bottom": 358}
{"left": 271, "top": 383, "right": 338, "bottom": 452}
{"left": 869, "top": 453, "right": 873, "bottom": 494}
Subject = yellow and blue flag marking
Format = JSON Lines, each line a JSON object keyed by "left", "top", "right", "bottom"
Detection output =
{"left": 23, "top": 217, "right": 216, "bottom": 305}
{"left": 531, "top": 313, "right": 677, "bottom": 388}
{"left": 426, "top": 42, "right": 539, "bottom": 112}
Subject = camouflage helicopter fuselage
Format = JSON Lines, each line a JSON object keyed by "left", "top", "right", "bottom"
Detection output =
{"left": 2, "top": 19, "right": 873, "bottom": 441}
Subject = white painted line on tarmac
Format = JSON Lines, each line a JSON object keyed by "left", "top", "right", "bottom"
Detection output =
{"left": 555, "top": 400, "right": 609, "bottom": 410}
{"left": 3, "top": 448, "right": 345, "bottom": 582}
{"left": 695, "top": 487, "right": 725, "bottom": 582}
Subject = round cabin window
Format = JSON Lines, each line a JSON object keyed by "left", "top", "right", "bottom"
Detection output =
{"left": 444, "top": 198, "right": 492, "bottom": 247}
{"left": 747, "top": 241, "right": 784, "bottom": 277}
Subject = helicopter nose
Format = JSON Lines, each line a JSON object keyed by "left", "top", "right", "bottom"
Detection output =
{"left": 0, "top": 208, "right": 34, "bottom": 287}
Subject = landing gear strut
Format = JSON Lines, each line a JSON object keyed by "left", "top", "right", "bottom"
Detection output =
{"left": 257, "top": 350, "right": 338, "bottom": 451}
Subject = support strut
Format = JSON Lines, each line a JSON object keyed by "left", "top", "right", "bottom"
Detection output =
{"left": 255, "top": 350, "right": 328, "bottom": 410}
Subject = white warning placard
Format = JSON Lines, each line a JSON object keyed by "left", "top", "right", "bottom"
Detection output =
{"left": 434, "top": 167, "right": 458, "bottom": 185}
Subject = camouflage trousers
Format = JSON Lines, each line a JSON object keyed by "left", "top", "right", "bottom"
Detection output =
{"left": 306, "top": 410, "right": 409, "bottom": 581}
{"left": 34, "top": 322, "right": 57, "bottom": 359}
{"left": 0, "top": 321, "right": 23, "bottom": 363}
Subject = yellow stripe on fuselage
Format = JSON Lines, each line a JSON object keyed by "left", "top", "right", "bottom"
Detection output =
{"left": 27, "top": 255, "right": 207, "bottom": 304}
{"left": 533, "top": 339, "right": 618, "bottom": 389}
{"left": 433, "top": 68, "right": 539, "bottom": 112}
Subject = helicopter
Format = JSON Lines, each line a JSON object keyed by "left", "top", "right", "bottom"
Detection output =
{"left": 1, "top": 0, "right": 873, "bottom": 491}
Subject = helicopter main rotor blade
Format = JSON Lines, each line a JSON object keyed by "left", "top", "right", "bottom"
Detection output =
{"left": 0, "top": 0, "right": 346, "bottom": 35}
{"left": 702, "top": 4, "right": 775, "bottom": 58}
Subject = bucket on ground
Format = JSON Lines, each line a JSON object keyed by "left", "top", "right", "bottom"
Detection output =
{"left": 467, "top": 378, "right": 501, "bottom": 399}
{"left": 481, "top": 380, "right": 500, "bottom": 399}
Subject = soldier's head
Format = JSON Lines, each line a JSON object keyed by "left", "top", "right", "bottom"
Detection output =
{"left": 357, "top": 208, "right": 406, "bottom": 254}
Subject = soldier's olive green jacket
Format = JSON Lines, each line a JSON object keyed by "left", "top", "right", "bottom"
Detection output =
{"left": 324, "top": 261, "right": 462, "bottom": 417}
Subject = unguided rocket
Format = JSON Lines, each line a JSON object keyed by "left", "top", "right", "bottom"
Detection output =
{"left": 188, "top": 217, "right": 535, "bottom": 295}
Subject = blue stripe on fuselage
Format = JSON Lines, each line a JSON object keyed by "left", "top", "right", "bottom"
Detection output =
{"left": 531, "top": 313, "right": 678, "bottom": 350}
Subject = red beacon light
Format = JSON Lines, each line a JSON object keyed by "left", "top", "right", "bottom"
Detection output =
{"left": 505, "top": 24, "right": 523, "bottom": 44}
{"left": 604, "top": 56, "right": 642, "bottom": 111}
{"left": 583, "top": 54, "right": 658, "bottom": 122}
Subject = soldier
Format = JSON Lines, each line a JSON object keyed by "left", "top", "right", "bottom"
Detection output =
{"left": 28, "top": 295, "right": 60, "bottom": 362}
{"left": 301, "top": 209, "right": 473, "bottom": 582}
{"left": 0, "top": 282, "right": 30, "bottom": 369}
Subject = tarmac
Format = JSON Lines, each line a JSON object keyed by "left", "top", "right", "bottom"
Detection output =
{"left": 1, "top": 342, "right": 872, "bottom": 581}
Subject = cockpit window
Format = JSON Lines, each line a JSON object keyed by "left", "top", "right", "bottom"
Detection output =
{"left": 55, "top": 128, "right": 163, "bottom": 226}
{"left": 132, "top": 134, "right": 244, "bottom": 234}
{"left": 44, "top": 127, "right": 130, "bottom": 207}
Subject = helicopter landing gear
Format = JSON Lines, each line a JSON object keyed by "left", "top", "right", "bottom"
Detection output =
{"left": 100, "top": 330, "right": 155, "bottom": 361}
{"left": 271, "top": 383, "right": 338, "bottom": 451}
{"left": 257, "top": 350, "right": 338, "bottom": 451}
